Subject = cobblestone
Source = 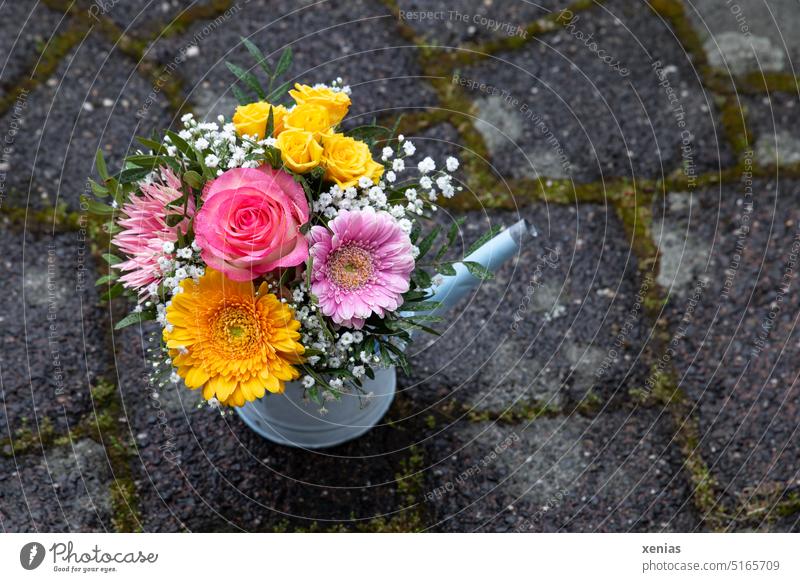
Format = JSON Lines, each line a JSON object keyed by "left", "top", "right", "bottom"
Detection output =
{"left": 0, "top": 439, "right": 114, "bottom": 532}
{"left": 459, "top": 0, "right": 734, "bottom": 182}
{"left": 686, "top": 0, "right": 800, "bottom": 76}
{"left": 150, "top": 0, "right": 437, "bottom": 124}
{"left": 0, "top": 38, "right": 173, "bottom": 211}
{"left": 0, "top": 228, "right": 108, "bottom": 439}
{"left": 744, "top": 93, "right": 800, "bottom": 167}
{"left": 657, "top": 181, "right": 800, "bottom": 505}
{"left": 426, "top": 408, "right": 699, "bottom": 532}
{"left": 401, "top": 204, "right": 650, "bottom": 413}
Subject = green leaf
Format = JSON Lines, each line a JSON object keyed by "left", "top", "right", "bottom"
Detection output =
{"left": 102, "top": 253, "right": 122, "bottom": 265}
{"left": 88, "top": 179, "right": 108, "bottom": 197}
{"left": 386, "top": 114, "right": 404, "bottom": 143}
{"left": 305, "top": 256, "right": 314, "bottom": 291}
{"left": 164, "top": 130, "right": 193, "bottom": 157}
{"left": 118, "top": 166, "right": 152, "bottom": 184}
{"left": 226, "top": 61, "right": 266, "bottom": 99}
{"left": 124, "top": 154, "right": 163, "bottom": 167}
{"left": 402, "top": 289, "right": 432, "bottom": 302}
{"left": 183, "top": 170, "right": 203, "bottom": 189}
{"left": 265, "top": 105, "right": 275, "bottom": 138}
{"left": 416, "top": 226, "right": 441, "bottom": 260}
{"left": 241, "top": 37, "right": 271, "bottom": 75}
{"left": 100, "top": 282, "right": 124, "bottom": 301}
{"left": 466, "top": 225, "right": 503, "bottom": 256}
{"left": 231, "top": 84, "right": 251, "bottom": 105}
{"left": 438, "top": 262, "right": 457, "bottom": 276}
{"left": 81, "top": 196, "right": 115, "bottom": 216}
{"left": 346, "top": 125, "right": 390, "bottom": 142}
{"left": 389, "top": 319, "right": 441, "bottom": 337}
{"left": 409, "top": 221, "right": 421, "bottom": 244}
{"left": 413, "top": 269, "right": 432, "bottom": 289}
{"left": 95, "top": 149, "right": 109, "bottom": 181}
{"left": 399, "top": 300, "right": 441, "bottom": 312}
{"left": 436, "top": 217, "right": 465, "bottom": 261}
{"left": 274, "top": 46, "right": 293, "bottom": 77}
{"left": 463, "top": 261, "right": 494, "bottom": 280}
{"left": 405, "top": 314, "right": 442, "bottom": 323}
{"left": 383, "top": 341, "right": 412, "bottom": 374}
{"left": 95, "top": 274, "right": 116, "bottom": 286}
{"left": 114, "top": 309, "right": 156, "bottom": 330}
{"left": 266, "top": 80, "right": 293, "bottom": 104}
{"left": 306, "top": 385, "right": 322, "bottom": 405}
{"left": 137, "top": 136, "right": 164, "bottom": 152}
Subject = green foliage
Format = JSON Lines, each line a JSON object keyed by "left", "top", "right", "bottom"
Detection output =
{"left": 226, "top": 40, "right": 293, "bottom": 105}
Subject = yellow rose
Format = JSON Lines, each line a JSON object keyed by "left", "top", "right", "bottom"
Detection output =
{"left": 289, "top": 83, "right": 351, "bottom": 125}
{"left": 284, "top": 103, "right": 333, "bottom": 139}
{"left": 276, "top": 129, "right": 323, "bottom": 173}
{"left": 232, "top": 102, "right": 287, "bottom": 139}
{"left": 321, "top": 133, "right": 384, "bottom": 189}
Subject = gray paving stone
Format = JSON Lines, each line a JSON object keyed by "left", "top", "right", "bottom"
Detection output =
{"left": 656, "top": 180, "right": 800, "bottom": 499}
{"left": 399, "top": 203, "right": 651, "bottom": 413}
{"left": 114, "top": 324, "right": 430, "bottom": 532}
{"left": 425, "top": 408, "right": 699, "bottom": 532}
{"left": 651, "top": 191, "right": 713, "bottom": 296}
{"left": 686, "top": 0, "right": 800, "bottom": 76}
{"left": 87, "top": 0, "right": 214, "bottom": 35}
{"left": 0, "top": 228, "right": 108, "bottom": 439}
{"left": 0, "top": 2, "right": 68, "bottom": 92}
{"left": 396, "top": 0, "right": 569, "bottom": 47}
{"left": 0, "top": 439, "right": 114, "bottom": 532}
{"left": 744, "top": 93, "right": 800, "bottom": 167}
{"left": 150, "top": 0, "right": 438, "bottom": 125}
{"left": 0, "top": 38, "right": 174, "bottom": 211}
{"left": 458, "top": 0, "right": 734, "bottom": 182}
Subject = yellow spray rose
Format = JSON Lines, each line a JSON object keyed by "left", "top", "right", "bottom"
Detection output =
{"left": 283, "top": 103, "right": 333, "bottom": 139}
{"left": 276, "top": 129, "right": 323, "bottom": 173}
{"left": 289, "top": 83, "right": 351, "bottom": 125}
{"left": 320, "top": 133, "right": 384, "bottom": 189}
{"left": 232, "top": 102, "right": 287, "bottom": 139}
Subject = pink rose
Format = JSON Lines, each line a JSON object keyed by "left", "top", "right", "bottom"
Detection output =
{"left": 194, "top": 166, "right": 309, "bottom": 281}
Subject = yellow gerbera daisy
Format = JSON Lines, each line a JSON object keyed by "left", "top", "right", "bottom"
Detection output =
{"left": 163, "top": 268, "right": 305, "bottom": 407}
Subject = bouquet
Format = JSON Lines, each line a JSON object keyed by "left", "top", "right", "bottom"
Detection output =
{"left": 87, "top": 44, "right": 496, "bottom": 410}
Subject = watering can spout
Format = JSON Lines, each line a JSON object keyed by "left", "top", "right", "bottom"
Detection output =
{"left": 422, "top": 219, "right": 531, "bottom": 317}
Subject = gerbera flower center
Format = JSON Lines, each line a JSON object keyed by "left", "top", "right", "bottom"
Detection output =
{"left": 211, "top": 303, "right": 261, "bottom": 355}
{"left": 327, "top": 244, "right": 374, "bottom": 290}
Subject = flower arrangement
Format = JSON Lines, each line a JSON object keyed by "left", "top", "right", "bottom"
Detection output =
{"left": 87, "top": 43, "right": 496, "bottom": 410}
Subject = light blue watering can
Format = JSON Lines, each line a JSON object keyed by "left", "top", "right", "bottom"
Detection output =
{"left": 236, "top": 219, "right": 532, "bottom": 448}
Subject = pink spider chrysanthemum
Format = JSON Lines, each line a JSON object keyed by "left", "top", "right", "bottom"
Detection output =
{"left": 111, "top": 167, "right": 194, "bottom": 295}
{"left": 308, "top": 209, "right": 415, "bottom": 329}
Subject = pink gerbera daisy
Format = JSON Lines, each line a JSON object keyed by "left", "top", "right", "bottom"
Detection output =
{"left": 308, "top": 209, "right": 415, "bottom": 329}
{"left": 111, "top": 167, "right": 195, "bottom": 295}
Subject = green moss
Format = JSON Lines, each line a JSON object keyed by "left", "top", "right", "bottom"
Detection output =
{"left": 718, "top": 97, "right": 752, "bottom": 158}
{"left": 2, "top": 200, "right": 85, "bottom": 232}
{"left": 84, "top": 379, "right": 144, "bottom": 532}
{"left": 287, "top": 445, "right": 429, "bottom": 533}
{"left": 775, "top": 493, "right": 800, "bottom": 518}
{"left": 575, "top": 390, "right": 603, "bottom": 415}
{"left": 0, "top": 417, "right": 60, "bottom": 457}
{"left": 737, "top": 71, "right": 800, "bottom": 94}
{"left": 465, "top": 400, "right": 562, "bottom": 424}
{"left": 635, "top": 366, "right": 728, "bottom": 529}
{"left": 0, "top": 25, "right": 87, "bottom": 117}
{"left": 144, "top": 0, "right": 234, "bottom": 39}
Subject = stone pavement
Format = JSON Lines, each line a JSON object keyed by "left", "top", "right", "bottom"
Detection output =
{"left": 1, "top": 0, "right": 798, "bottom": 532}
